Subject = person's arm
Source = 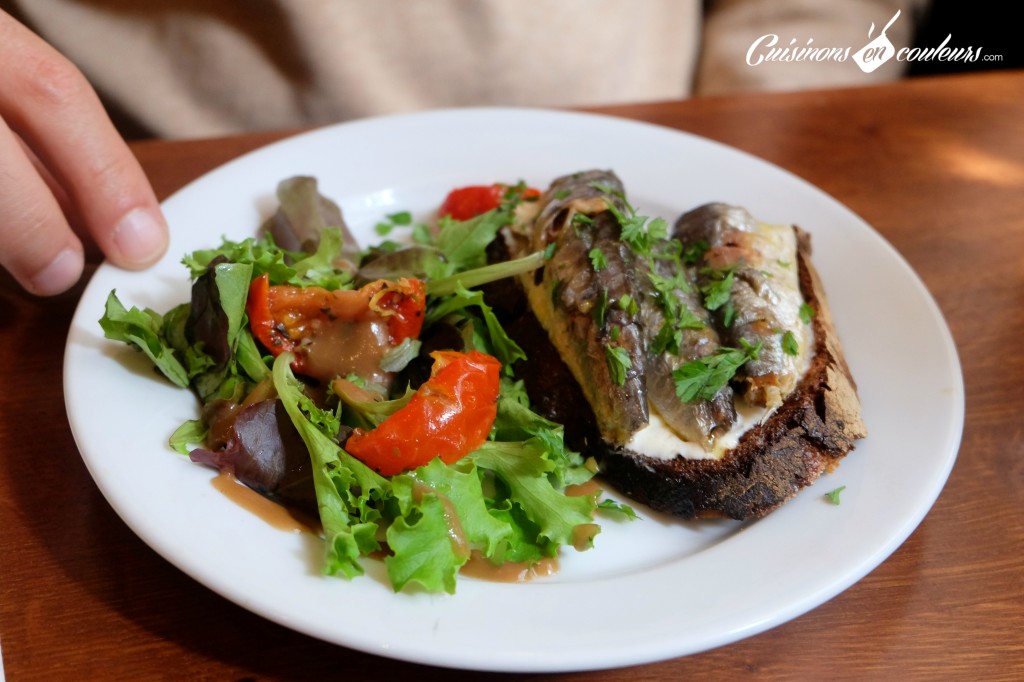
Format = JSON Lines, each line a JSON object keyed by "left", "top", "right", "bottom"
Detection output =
{"left": 0, "top": 10, "right": 167, "bottom": 296}
{"left": 696, "top": 0, "right": 929, "bottom": 95}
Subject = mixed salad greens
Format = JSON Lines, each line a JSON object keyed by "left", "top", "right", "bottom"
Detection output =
{"left": 100, "top": 177, "right": 633, "bottom": 594}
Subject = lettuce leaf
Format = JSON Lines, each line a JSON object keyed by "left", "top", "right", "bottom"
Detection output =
{"left": 411, "top": 459, "right": 512, "bottom": 556}
{"left": 470, "top": 441, "right": 597, "bottom": 549}
{"left": 182, "top": 229, "right": 354, "bottom": 290}
{"left": 434, "top": 210, "right": 507, "bottom": 272}
{"left": 426, "top": 283, "right": 526, "bottom": 368}
{"left": 272, "top": 350, "right": 608, "bottom": 593}
{"left": 272, "top": 352, "right": 388, "bottom": 579}
{"left": 99, "top": 291, "right": 189, "bottom": 387}
{"left": 102, "top": 183, "right": 632, "bottom": 595}
{"left": 386, "top": 475, "right": 467, "bottom": 593}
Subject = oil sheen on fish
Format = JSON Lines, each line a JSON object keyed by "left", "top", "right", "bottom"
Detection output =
{"left": 639, "top": 256, "right": 736, "bottom": 451}
{"left": 509, "top": 170, "right": 649, "bottom": 445}
{"left": 673, "top": 203, "right": 812, "bottom": 408}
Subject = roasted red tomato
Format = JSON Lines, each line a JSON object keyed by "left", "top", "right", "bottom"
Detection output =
{"left": 344, "top": 350, "right": 501, "bottom": 475}
{"left": 246, "top": 273, "right": 426, "bottom": 373}
{"left": 438, "top": 183, "right": 540, "bottom": 221}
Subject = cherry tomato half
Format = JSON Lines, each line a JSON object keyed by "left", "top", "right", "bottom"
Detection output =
{"left": 246, "top": 274, "right": 426, "bottom": 372}
{"left": 344, "top": 350, "right": 501, "bottom": 475}
{"left": 438, "top": 183, "right": 540, "bottom": 221}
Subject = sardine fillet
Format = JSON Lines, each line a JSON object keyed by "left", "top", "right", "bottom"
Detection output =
{"left": 597, "top": 230, "right": 866, "bottom": 519}
{"left": 514, "top": 171, "right": 649, "bottom": 445}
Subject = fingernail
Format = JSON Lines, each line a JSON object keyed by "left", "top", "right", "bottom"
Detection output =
{"left": 112, "top": 208, "right": 168, "bottom": 267}
{"left": 30, "top": 247, "right": 84, "bottom": 296}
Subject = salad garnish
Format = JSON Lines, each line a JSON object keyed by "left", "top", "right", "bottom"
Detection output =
{"left": 101, "top": 176, "right": 633, "bottom": 593}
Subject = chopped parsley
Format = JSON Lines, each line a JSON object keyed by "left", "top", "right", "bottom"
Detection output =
{"left": 649, "top": 270, "right": 692, "bottom": 298}
{"left": 700, "top": 265, "right": 736, "bottom": 311}
{"left": 588, "top": 182, "right": 666, "bottom": 257}
{"left": 672, "top": 340, "right": 762, "bottom": 403}
{"left": 651, "top": 323, "right": 683, "bottom": 356}
{"left": 646, "top": 269, "right": 704, "bottom": 356}
{"left": 374, "top": 210, "right": 414, "bottom": 236}
{"left": 617, "top": 294, "right": 638, "bottom": 316}
{"left": 588, "top": 181, "right": 620, "bottom": 197}
{"left": 588, "top": 247, "right": 607, "bottom": 271}
{"left": 825, "top": 485, "right": 847, "bottom": 505}
{"left": 682, "top": 239, "right": 709, "bottom": 264}
{"left": 781, "top": 330, "right": 799, "bottom": 356}
{"left": 721, "top": 300, "right": 736, "bottom": 328}
{"left": 799, "top": 302, "right": 816, "bottom": 325}
{"left": 605, "top": 345, "right": 632, "bottom": 386}
{"left": 592, "top": 288, "right": 608, "bottom": 327}
{"left": 387, "top": 210, "right": 412, "bottom": 225}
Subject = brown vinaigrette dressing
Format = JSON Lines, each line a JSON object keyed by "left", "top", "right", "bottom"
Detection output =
{"left": 302, "top": 318, "right": 392, "bottom": 385}
{"left": 565, "top": 479, "right": 602, "bottom": 497}
{"left": 212, "top": 471, "right": 319, "bottom": 534}
{"left": 460, "top": 552, "right": 559, "bottom": 583}
{"left": 212, "top": 474, "right": 579, "bottom": 585}
{"left": 410, "top": 482, "right": 569, "bottom": 583}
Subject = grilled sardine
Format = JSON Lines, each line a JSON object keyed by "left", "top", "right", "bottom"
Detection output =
{"left": 510, "top": 170, "right": 649, "bottom": 444}
{"left": 674, "top": 203, "right": 813, "bottom": 408}
{"left": 640, "top": 256, "right": 736, "bottom": 451}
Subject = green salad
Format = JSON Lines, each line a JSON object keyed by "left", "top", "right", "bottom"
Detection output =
{"left": 101, "top": 176, "right": 633, "bottom": 594}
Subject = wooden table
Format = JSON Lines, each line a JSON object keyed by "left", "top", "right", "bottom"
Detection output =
{"left": 2, "top": 70, "right": 1022, "bottom": 680}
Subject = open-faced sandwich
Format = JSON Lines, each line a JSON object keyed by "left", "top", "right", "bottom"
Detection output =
{"left": 493, "top": 170, "right": 866, "bottom": 519}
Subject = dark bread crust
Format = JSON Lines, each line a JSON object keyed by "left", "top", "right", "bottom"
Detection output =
{"left": 597, "top": 228, "right": 866, "bottom": 519}
{"left": 487, "top": 226, "right": 866, "bottom": 520}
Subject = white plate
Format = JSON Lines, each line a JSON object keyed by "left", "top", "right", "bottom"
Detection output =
{"left": 64, "top": 108, "right": 963, "bottom": 672}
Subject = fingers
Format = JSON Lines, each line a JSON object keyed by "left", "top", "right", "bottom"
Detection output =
{"left": 0, "top": 12, "right": 168, "bottom": 295}
{"left": 0, "top": 119, "right": 85, "bottom": 295}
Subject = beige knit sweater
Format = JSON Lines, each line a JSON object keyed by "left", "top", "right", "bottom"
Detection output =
{"left": 4, "top": 0, "right": 925, "bottom": 138}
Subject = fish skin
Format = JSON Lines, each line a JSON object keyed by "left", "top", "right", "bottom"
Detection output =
{"left": 514, "top": 170, "right": 649, "bottom": 445}
{"left": 673, "top": 203, "right": 805, "bottom": 408}
{"left": 640, "top": 256, "right": 736, "bottom": 451}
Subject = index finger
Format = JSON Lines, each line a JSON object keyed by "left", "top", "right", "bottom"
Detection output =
{"left": 0, "top": 13, "right": 168, "bottom": 272}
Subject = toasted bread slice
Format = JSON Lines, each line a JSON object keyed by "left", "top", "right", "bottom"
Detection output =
{"left": 596, "top": 229, "right": 866, "bottom": 519}
{"left": 489, "top": 224, "right": 866, "bottom": 520}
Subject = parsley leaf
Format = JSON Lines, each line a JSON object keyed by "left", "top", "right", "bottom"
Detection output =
{"left": 682, "top": 239, "right": 709, "bottom": 264}
{"left": 781, "top": 330, "right": 799, "bottom": 356}
{"left": 799, "top": 303, "right": 816, "bottom": 324}
{"left": 722, "top": 300, "right": 736, "bottom": 328}
{"left": 605, "top": 346, "right": 632, "bottom": 386}
{"left": 825, "top": 485, "right": 847, "bottom": 505}
{"left": 617, "top": 294, "right": 638, "bottom": 316}
{"left": 700, "top": 266, "right": 735, "bottom": 311}
{"left": 589, "top": 247, "right": 608, "bottom": 271}
{"left": 387, "top": 210, "right": 412, "bottom": 225}
{"left": 672, "top": 340, "right": 762, "bottom": 402}
{"left": 651, "top": 323, "right": 682, "bottom": 356}
{"left": 592, "top": 288, "right": 608, "bottom": 327}
{"left": 374, "top": 210, "right": 413, "bottom": 237}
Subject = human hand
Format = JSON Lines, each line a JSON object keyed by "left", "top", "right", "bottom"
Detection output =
{"left": 1, "top": 10, "right": 168, "bottom": 296}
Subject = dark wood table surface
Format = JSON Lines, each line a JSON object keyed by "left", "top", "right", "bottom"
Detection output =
{"left": 2, "top": 70, "right": 1022, "bottom": 680}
